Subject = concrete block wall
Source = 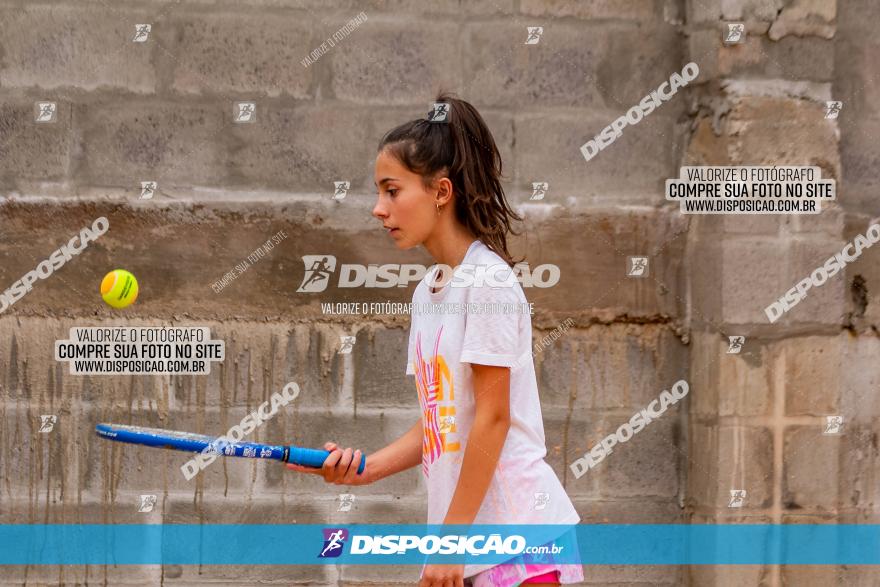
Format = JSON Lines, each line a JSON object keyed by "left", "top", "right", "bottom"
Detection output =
{"left": 682, "top": 1, "right": 880, "bottom": 586}
{"left": 0, "top": 0, "right": 877, "bottom": 585}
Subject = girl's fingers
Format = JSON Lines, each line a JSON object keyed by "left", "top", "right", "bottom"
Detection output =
{"left": 322, "top": 448, "right": 343, "bottom": 482}
{"left": 335, "top": 447, "right": 354, "bottom": 481}
{"left": 343, "top": 450, "right": 363, "bottom": 483}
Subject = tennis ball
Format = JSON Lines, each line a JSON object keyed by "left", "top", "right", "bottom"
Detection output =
{"left": 101, "top": 269, "right": 139, "bottom": 309}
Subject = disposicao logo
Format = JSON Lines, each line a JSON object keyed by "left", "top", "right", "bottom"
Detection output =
{"left": 297, "top": 255, "right": 560, "bottom": 291}
{"left": 318, "top": 528, "right": 348, "bottom": 558}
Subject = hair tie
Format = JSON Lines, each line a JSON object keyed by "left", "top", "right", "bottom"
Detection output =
{"left": 426, "top": 102, "right": 450, "bottom": 123}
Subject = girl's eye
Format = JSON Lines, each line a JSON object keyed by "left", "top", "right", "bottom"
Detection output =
{"left": 388, "top": 189, "right": 398, "bottom": 197}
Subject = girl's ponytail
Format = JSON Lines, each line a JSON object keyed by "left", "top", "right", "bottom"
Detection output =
{"left": 378, "top": 91, "right": 523, "bottom": 267}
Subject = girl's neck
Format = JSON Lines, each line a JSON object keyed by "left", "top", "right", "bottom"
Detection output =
{"left": 423, "top": 230, "right": 479, "bottom": 269}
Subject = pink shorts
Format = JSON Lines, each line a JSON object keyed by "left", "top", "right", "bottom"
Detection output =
{"left": 467, "top": 529, "right": 584, "bottom": 587}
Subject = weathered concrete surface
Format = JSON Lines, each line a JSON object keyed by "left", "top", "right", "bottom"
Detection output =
{"left": 1, "top": 0, "right": 878, "bottom": 585}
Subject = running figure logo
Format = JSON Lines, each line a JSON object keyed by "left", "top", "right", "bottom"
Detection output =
{"left": 627, "top": 256, "right": 649, "bottom": 277}
{"left": 724, "top": 23, "right": 745, "bottom": 43}
{"left": 530, "top": 181, "right": 549, "bottom": 200}
{"left": 297, "top": 255, "right": 337, "bottom": 292}
{"left": 234, "top": 102, "right": 256, "bottom": 123}
{"left": 727, "top": 336, "right": 745, "bottom": 354}
{"left": 525, "top": 26, "right": 543, "bottom": 44}
{"left": 140, "top": 181, "right": 157, "bottom": 199}
{"left": 824, "top": 101, "right": 843, "bottom": 119}
{"left": 39, "top": 415, "right": 57, "bottom": 433}
{"left": 133, "top": 24, "right": 151, "bottom": 42}
{"left": 427, "top": 102, "right": 449, "bottom": 123}
{"left": 35, "top": 102, "right": 57, "bottom": 123}
{"left": 318, "top": 528, "right": 349, "bottom": 558}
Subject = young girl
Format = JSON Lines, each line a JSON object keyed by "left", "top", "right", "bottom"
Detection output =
{"left": 286, "top": 93, "right": 584, "bottom": 587}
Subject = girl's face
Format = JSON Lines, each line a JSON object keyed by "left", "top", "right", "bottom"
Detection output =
{"left": 372, "top": 149, "right": 441, "bottom": 250}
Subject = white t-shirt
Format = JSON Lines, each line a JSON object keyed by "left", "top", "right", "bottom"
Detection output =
{"left": 406, "top": 240, "right": 580, "bottom": 577}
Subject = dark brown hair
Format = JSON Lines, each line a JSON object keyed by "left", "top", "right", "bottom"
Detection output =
{"left": 377, "top": 91, "right": 524, "bottom": 267}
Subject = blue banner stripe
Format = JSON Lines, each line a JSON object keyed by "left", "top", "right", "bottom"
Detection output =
{"left": 1, "top": 525, "right": 879, "bottom": 565}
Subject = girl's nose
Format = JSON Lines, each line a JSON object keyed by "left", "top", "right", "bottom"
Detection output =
{"left": 372, "top": 198, "right": 387, "bottom": 220}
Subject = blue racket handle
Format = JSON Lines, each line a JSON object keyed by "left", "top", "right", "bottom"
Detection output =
{"left": 287, "top": 446, "right": 366, "bottom": 475}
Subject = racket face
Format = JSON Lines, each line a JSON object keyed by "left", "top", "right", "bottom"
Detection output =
{"left": 95, "top": 423, "right": 286, "bottom": 460}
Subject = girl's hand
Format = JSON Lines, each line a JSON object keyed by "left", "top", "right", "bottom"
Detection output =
{"left": 285, "top": 442, "right": 373, "bottom": 486}
{"left": 419, "top": 563, "right": 464, "bottom": 587}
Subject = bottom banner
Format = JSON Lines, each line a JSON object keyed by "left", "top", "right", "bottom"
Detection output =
{"left": 1, "top": 524, "right": 879, "bottom": 565}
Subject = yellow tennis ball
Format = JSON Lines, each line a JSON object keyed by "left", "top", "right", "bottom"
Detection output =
{"left": 101, "top": 270, "right": 139, "bottom": 309}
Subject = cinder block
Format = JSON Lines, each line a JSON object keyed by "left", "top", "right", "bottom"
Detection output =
{"left": 783, "top": 238, "right": 848, "bottom": 325}
{"left": 0, "top": 4, "right": 156, "bottom": 92}
{"left": 594, "top": 416, "right": 682, "bottom": 499}
{"left": 838, "top": 116, "right": 880, "bottom": 213}
{"left": 0, "top": 101, "right": 71, "bottom": 185}
{"left": 689, "top": 31, "right": 834, "bottom": 82}
{"left": 707, "top": 237, "right": 788, "bottom": 325}
{"left": 463, "top": 21, "right": 610, "bottom": 109}
{"left": 840, "top": 337, "right": 880, "bottom": 421}
{"left": 77, "top": 99, "right": 230, "bottom": 187}
{"left": 515, "top": 111, "right": 681, "bottom": 203}
{"left": 544, "top": 412, "right": 603, "bottom": 497}
{"left": 537, "top": 324, "right": 688, "bottom": 412}
{"left": 687, "top": 423, "right": 773, "bottom": 510}
{"left": 833, "top": 36, "right": 880, "bottom": 118}
{"left": 838, "top": 421, "right": 880, "bottom": 510}
{"left": 352, "top": 325, "right": 416, "bottom": 409}
{"left": 689, "top": 330, "right": 772, "bottom": 418}
{"left": 330, "top": 20, "right": 463, "bottom": 105}
{"left": 0, "top": 404, "right": 79, "bottom": 508}
{"left": 160, "top": 11, "right": 313, "bottom": 97}
{"left": 184, "top": 322, "right": 326, "bottom": 410}
{"left": 466, "top": 21, "right": 681, "bottom": 110}
{"left": 768, "top": 0, "right": 836, "bottom": 40}
{"left": 840, "top": 216, "right": 880, "bottom": 327}
{"left": 777, "top": 335, "right": 841, "bottom": 416}
{"left": 728, "top": 98, "right": 841, "bottom": 181}
{"left": 228, "top": 105, "right": 376, "bottom": 192}
{"left": 783, "top": 426, "right": 840, "bottom": 510}
{"left": 0, "top": 316, "right": 77, "bottom": 403}
{"left": 514, "top": 209, "right": 687, "bottom": 317}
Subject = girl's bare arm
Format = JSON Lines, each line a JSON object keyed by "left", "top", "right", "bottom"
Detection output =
{"left": 287, "top": 418, "right": 422, "bottom": 485}
{"left": 368, "top": 418, "right": 423, "bottom": 482}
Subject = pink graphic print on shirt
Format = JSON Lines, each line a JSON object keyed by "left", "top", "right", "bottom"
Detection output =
{"left": 412, "top": 326, "right": 458, "bottom": 477}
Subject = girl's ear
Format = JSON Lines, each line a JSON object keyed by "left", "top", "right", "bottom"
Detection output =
{"left": 435, "top": 176, "right": 454, "bottom": 207}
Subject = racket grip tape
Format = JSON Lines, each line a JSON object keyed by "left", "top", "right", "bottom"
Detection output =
{"left": 287, "top": 446, "right": 366, "bottom": 475}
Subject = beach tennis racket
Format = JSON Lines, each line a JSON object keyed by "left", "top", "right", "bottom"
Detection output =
{"left": 95, "top": 422, "right": 366, "bottom": 474}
